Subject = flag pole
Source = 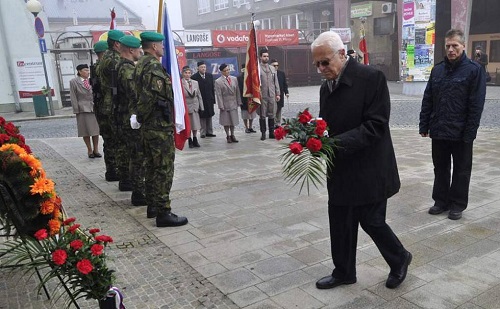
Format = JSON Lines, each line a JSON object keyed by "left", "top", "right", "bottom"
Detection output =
{"left": 157, "top": 0, "right": 163, "bottom": 32}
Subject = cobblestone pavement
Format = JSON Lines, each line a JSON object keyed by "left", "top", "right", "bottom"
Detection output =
{"left": 2, "top": 83, "right": 500, "bottom": 309}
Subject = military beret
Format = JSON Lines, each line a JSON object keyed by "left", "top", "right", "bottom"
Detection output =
{"left": 182, "top": 65, "right": 191, "bottom": 72}
{"left": 219, "top": 63, "right": 228, "bottom": 71}
{"left": 119, "top": 35, "right": 141, "bottom": 48}
{"left": 93, "top": 41, "right": 108, "bottom": 53}
{"left": 140, "top": 32, "right": 165, "bottom": 43}
{"left": 108, "top": 30, "right": 125, "bottom": 41}
{"left": 197, "top": 61, "right": 205, "bottom": 67}
{"left": 76, "top": 64, "right": 89, "bottom": 71}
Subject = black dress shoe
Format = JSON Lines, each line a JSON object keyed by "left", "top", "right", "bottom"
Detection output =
{"left": 147, "top": 206, "right": 158, "bottom": 218}
{"left": 200, "top": 134, "right": 206, "bottom": 138}
{"left": 93, "top": 152, "right": 102, "bottom": 158}
{"left": 206, "top": 133, "right": 216, "bottom": 137}
{"left": 315, "top": 275, "right": 356, "bottom": 289}
{"left": 428, "top": 205, "right": 448, "bottom": 215}
{"left": 156, "top": 211, "right": 188, "bottom": 227}
{"left": 386, "top": 251, "right": 412, "bottom": 289}
{"left": 448, "top": 210, "right": 462, "bottom": 220}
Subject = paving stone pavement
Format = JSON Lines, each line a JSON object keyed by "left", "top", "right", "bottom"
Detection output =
{"left": 2, "top": 83, "right": 500, "bottom": 308}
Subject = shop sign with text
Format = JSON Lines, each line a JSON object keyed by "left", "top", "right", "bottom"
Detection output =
{"left": 212, "top": 30, "right": 299, "bottom": 47}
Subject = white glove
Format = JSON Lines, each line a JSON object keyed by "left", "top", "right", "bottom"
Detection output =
{"left": 130, "top": 114, "right": 141, "bottom": 129}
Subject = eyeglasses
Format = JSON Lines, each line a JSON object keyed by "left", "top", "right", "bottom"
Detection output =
{"left": 273, "top": 64, "right": 279, "bottom": 67}
{"left": 315, "top": 60, "right": 330, "bottom": 68}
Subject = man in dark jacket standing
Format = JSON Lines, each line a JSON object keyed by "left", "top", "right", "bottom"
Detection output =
{"left": 311, "top": 31, "right": 411, "bottom": 290}
{"left": 270, "top": 59, "right": 289, "bottom": 126}
{"left": 420, "top": 29, "right": 486, "bottom": 220}
{"left": 191, "top": 61, "right": 216, "bottom": 138}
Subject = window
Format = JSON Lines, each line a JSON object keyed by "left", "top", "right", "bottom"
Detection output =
{"left": 216, "top": 24, "right": 232, "bottom": 30}
{"left": 374, "top": 16, "right": 393, "bottom": 35}
{"left": 214, "top": 0, "right": 229, "bottom": 11}
{"left": 233, "top": 0, "right": 249, "bottom": 7}
{"left": 490, "top": 40, "right": 500, "bottom": 62}
{"left": 198, "top": 0, "right": 210, "bottom": 14}
{"left": 281, "top": 13, "right": 303, "bottom": 29}
{"left": 257, "top": 18, "right": 273, "bottom": 29}
{"left": 235, "top": 22, "right": 249, "bottom": 30}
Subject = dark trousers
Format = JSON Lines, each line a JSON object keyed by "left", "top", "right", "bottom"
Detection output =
{"left": 431, "top": 139, "right": 473, "bottom": 212}
{"left": 329, "top": 200, "right": 406, "bottom": 281}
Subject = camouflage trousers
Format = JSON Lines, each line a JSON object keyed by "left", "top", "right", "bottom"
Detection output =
{"left": 115, "top": 125, "right": 131, "bottom": 182}
{"left": 141, "top": 129, "right": 175, "bottom": 211}
{"left": 124, "top": 127, "right": 145, "bottom": 193}
{"left": 96, "top": 114, "right": 117, "bottom": 173}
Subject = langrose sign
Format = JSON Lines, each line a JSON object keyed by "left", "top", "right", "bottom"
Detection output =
{"left": 212, "top": 30, "right": 299, "bottom": 47}
{"left": 183, "top": 30, "right": 212, "bottom": 47}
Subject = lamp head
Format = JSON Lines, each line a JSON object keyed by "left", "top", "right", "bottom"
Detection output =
{"left": 27, "top": 0, "right": 43, "bottom": 17}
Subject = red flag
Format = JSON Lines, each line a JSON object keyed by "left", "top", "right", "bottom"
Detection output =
{"left": 359, "top": 38, "right": 369, "bottom": 65}
{"left": 109, "top": 8, "right": 116, "bottom": 30}
{"left": 243, "top": 22, "right": 261, "bottom": 113}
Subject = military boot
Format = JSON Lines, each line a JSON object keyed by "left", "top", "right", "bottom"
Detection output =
{"left": 147, "top": 206, "right": 158, "bottom": 218}
{"left": 156, "top": 209, "right": 188, "bottom": 227}
{"left": 131, "top": 191, "right": 146, "bottom": 206}
{"left": 105, "top": 169, "right": 119, "bottom": 182}
{"left": 259, "top": 119, "right": 266, "bottom": 140}
{"left": 268, "top": 119, "right": 275, "bottom": 139}
{"left": 118, "top": 179, "right": 133, "bottom": 192}
{"left": 193, "top": 137, "right": 200, "bottom": 147}
{"left": 188, "top": 138, "right": 194, "bottom": 148}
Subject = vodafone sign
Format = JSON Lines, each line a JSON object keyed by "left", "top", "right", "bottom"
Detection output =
{"left": 212, "top": 30, "right": 299, "bottom": 47}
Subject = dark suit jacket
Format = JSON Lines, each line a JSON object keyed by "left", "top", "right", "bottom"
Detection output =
{"left": 319, "top": 58, "right": 400, "bottom": 206}
{"left": 191, "top": 72, "right": 215, "bottom": 118}
{"left": 276, "top": 70, "right": 288, "bottom": 108}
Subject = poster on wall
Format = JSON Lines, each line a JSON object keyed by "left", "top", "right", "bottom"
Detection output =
{"left": 400, "top": 0, "right": 436, "bottom": 82}
{"left": 15, "top": 57, "right": 55, "bottom": 99}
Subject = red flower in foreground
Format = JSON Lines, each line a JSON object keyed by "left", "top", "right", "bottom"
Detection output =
{"left": 52, "top": 249, "right": 67, "bottom": 266}
{"left": 298, "top": 109, "right": 312, "bottom": 124}
{"left": 90, "top": 244, "right": 104, "bottom": 256}
{"left": 95, "top": 235, "right": 113, "bottom": 243}
{"left": 306, "top": 137, "right": 323, "bottom": 152}
{"left": 63, "top": 217, "right": 76, "bottom": 225}
{"left": 70, "top": 240, "right": 84, "bottom": 251}
{"left": 274, "top": 126, "right": 287, "bottom": 140}
{"left": 89, "top": 228, "right": 100, "bottom": 234}
{"left": 34, "top": 229, "right": 48, "bottom": 240}
{"left": 314, "top": 119, "right": 327, "bottom": 136}
{"left": 68, "top": 224, "right": 81, "bottom": 234}
{"left": 289, "top": 142, "right": 303, "bottom": 154}
{"left": 76, "top": 259, "right": 94, "bottom": 275}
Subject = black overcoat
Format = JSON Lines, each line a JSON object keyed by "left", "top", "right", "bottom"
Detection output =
{"left": 276, "top": 70, "right": 289, "bottom": 108}
{"left": 191, "top": 71, "right": 216, "bottom": 118}
{"left": 319, "top": 58, "right": 400, "bottom": 206}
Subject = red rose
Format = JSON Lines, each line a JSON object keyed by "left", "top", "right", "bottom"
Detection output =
{"left": 63, "top": 217, "right": 76, "bottom": 225}
{"left": 90, "top": 244, "right": 104, "bottom": 256}
{"left": 306, "top": 137, "right": 323, "bottom": 152}
{"left": 3, "top": 122, "right": 18, "bottom": 135}
{"left": 76, "top": 259, "right": 94, "bottom": 275}
{"left": 22, "top": 144, "right": 32, "bottom": 153}
{"left": 70, "top": 239, "right": 84, "bottom": 251}
{"left": 0, "top": 117, "right": 5, "bottom": 126}
{"left": 52, "top": 249, "right": 67, "bottom": 266}
{"left": 68, "top": 224, "right": 81, "bottom": 234}
{"left": 89, "top": 228, "right": 100, "bottom": 234}
{"left": 314, "top": 119, "right": 327, "bottom": 136}
{"left": 274, "top": 126, "right": 287, "bottom": 140}
{"left": 298, "top": 110, "right": 313, "bottom": 124}
{"left": 34, "top": 229, "right": 48, "bottom": 240}
{"left": 0, "top": 134, "right": 10, "bottom": 142}
{"left": 289, "top": 142, "right": 303, "bottom": 154}
{"left": 95, "top": 235, "right": 113, "bottom": 243}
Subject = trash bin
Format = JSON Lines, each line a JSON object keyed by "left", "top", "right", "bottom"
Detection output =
{"left": 33, "top": 95, "right": 49, "bottom": 117}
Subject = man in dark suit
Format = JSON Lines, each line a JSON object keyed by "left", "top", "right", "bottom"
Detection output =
{"left": 191, "top": 61, "right": 216, "bottom": 138}
{"left": 270, "top": 59, "right": 289, "bottom": 126}
{"left": 311, "top": 31, "right": 411, "bottom": 290}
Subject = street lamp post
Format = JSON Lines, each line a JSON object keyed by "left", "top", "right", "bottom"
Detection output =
{"left": 26, "top": 0, "right": 54, "bottom": 116}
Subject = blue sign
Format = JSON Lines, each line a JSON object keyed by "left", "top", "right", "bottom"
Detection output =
{"left": 34, "top": 17, "right": 44, "bottom": 38}
{"left": 39, "top": 38, "right": 47, "bottom": 53}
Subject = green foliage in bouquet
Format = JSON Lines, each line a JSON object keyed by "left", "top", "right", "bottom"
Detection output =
{"left": 274, "top": 109, "right": 337, "bottom": 195}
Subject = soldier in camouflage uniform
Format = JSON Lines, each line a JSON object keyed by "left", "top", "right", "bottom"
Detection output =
{"left": 117, "top": 35, "right": 146, "bottom": 206}
{"left": 134, "top": 32, "right": 188, "bottom": 227}
{"left": 90, "top": 41, "right": 107, "bottom": 123}
{"left": 96, "top": 30, "right": 128, "bottom": 185}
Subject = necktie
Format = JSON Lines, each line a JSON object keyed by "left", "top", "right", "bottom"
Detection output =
{"left": 327, "top": 80, "right": 335, "bottom": 93}
{"left": 227, "top": 77, "right": 231, "bottom": 86}
{"left": 202, "top": 74, "right": 205, "bottom": 79}
{"left": 83, "top": 79, "right": 91, "bottom": 90}
{"left": 188, "top": 80, "right": 192, "bottom": 91}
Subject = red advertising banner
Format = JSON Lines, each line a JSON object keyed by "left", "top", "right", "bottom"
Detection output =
{"left": 212, "top": 29, "right": 299, "bottom": 47}
{"left": 91, "top": 30, "right": 142, "bottom": 43}
{"left": 176, "top": 46, "right": 187, "bottom": 69}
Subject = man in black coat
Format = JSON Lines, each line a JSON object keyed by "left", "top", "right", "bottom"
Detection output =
{"left": 191, "top": 61, "right": 216, "bottom": 138}
{"left": 270, "top": 59, "right": 289, "bottom": 126}
{"left": 311, "top": 31, "right": 411, "bottom": 290}
{"left": 420, "top": 29, "right": 486, "bottom": 220}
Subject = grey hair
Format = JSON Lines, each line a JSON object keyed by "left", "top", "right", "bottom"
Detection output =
{"left": 445, "top": 29, "right": 466, "bottom": 45}
{"left": 311, "top": 31, "right": 344, "bottom": 53}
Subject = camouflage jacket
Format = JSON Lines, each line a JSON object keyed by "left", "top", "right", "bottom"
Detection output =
{"left": 134, "top": 53, "right": 174, "bottom": 131}
{"left": 96, "top": 49, "right": 121, "bottom": 116}
{"left": 90, "top": 60, "right": 102, "bottom": 115}
{"left": 116, "top": 58, "right": 136, "bottom": 126}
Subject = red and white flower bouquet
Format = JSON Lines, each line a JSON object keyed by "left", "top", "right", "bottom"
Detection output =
{"left": 274, "top": 108, "right": 337, "bottom": 194}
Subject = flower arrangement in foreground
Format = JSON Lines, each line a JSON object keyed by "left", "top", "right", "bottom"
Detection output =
{"left": 273, "top": 108, "right": 337, "bottom": 194}
{"left": 0, "top": 116, "right": 31, "bottom": 153}
{"left": 1, "top": 218, "right": 116, "bottom": 306}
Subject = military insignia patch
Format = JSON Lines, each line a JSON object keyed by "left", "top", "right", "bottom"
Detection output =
{"left": 157, "top": 80, "right": 163, "bottom": 91}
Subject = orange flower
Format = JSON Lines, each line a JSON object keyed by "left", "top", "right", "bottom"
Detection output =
{"left": 30, "top": 178, "right": 55, "bottom": 196}
{"left": 48, "top": 219, "right": 61, "bottom": 235}
{"left": 19, "top": 153, "right": 42, "bottom": 173}
{"left": 52, "top": 208, "right": 61, "bottom": 220}
{"left": 0, "top": 143, "right": 27, "bottom": 156}
{"left": 40, "top": 199, "right": 55, "bottom": 215}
